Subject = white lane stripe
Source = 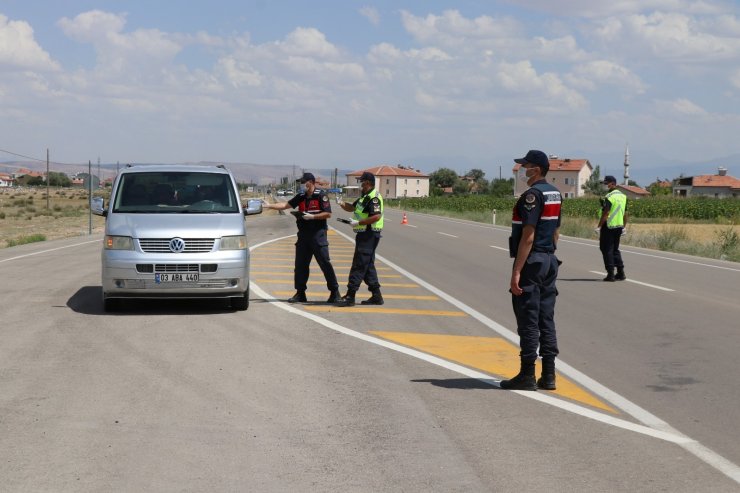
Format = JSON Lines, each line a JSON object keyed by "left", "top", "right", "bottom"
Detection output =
{"left": 0, "top": 239, "right": 101, "bottom": 263}
{"left": 331, "top": 227, "right": 739, "bottom": 484}
{"left": 561, "top": 238, "right": 740, "bottom": 273}
{"left": 249, "top": 237, "right": 693, "bottom": 445}
{"left": 490, "top": 246, "right": 508, "bottom": 252}
{"left": 437, "top": 232, "right": 458, "bottom": 238}
{"left": 589, "top": 271, "right": 675, "bottom": 292}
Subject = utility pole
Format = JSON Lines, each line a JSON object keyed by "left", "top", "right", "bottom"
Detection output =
{"left": 46, "top": 148, "right": 50, "bottom": 210}
{"left": 88, "top": 160, "right": 92, "bottom": 234}
{"left": 97, "top": 156, "right": 100, "bottom": 189}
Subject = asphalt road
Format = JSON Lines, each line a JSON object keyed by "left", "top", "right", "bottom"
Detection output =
{"left": 0, "top": 208, "right": 738, "bottom": 492}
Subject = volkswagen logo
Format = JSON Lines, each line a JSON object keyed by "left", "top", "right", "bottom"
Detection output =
{"left": 169, "top": 237, "right": 186, "bottom": 253}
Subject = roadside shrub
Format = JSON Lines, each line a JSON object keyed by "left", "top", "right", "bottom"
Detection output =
{"left": 716, "top": 227, "right": 739, "bottom": 255}
{"left": 7, "top": 234, "right": 46, "bottom": 247}
{"left": 656, "top": 227, "right": 689, "bottom": 251}
{"left": 0, "top": 212, "right": 5, "bottom": 219}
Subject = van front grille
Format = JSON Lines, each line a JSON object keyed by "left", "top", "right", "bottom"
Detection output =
{"left": 154, "top": 264, "right": 200, "bottom": 273}
{"left": 139, "top": 238, "right": 215, "bottom": 253}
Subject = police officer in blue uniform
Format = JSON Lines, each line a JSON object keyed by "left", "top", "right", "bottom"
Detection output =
{"left": 336, "top": 171, "right": 384, "bottom": 306}
{"left": 502, "top": 150, "right": 562, "bottom": 391}
{"left": 262, "top": 173, "right": 341, "bottom": 303}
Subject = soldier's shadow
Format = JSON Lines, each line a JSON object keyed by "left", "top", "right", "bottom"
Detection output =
{"left": 411, "top": 378, "right": 501, "bottom": 390}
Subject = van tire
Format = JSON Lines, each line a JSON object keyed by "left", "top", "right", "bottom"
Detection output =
{"left": 231, "top": 287, "right": 249, "bottom": 311}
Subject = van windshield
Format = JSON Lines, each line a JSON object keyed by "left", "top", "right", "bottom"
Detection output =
{"left": 112, "top": 172, "right": 239, "bottom": 213}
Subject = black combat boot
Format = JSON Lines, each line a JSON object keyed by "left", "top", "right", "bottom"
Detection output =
{"left": 615, "top": 267, "right": 626, "bottom": 281}
{"left": 361, "top": 289, "right": 384, "bottom": 305}
{"left": 500, "top": 361, "right": 537, "bottom": 391}
{"left": 339, "top": 290, "right": 356, "bottom": 307}
{"left": 537, "top": 356, "right": 557, "bottom": 390}
{"left": 327, "top": 290, "right": 341, "bottom": 303}
{"left": 603, "top": 267, "right": 616, "bottom": 282}
{"left": 288, "top": 291, "right": 307, "bottom": 303}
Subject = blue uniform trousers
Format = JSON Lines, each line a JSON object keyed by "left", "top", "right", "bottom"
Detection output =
{"left": 347, "top": 230, "right": 381, "bottom": 292}
{"left": 599, "top": 226, "right": 624, "bottom": 269}
{"left": 294, "top": 229, "right": 339, "bottom": 292}
{"left": 511, "top": 251, "right": 559, "bottom": 363}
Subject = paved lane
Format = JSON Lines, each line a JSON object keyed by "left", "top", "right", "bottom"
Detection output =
{"left": 0, "top": 211, "right": 738, "bottom": 490}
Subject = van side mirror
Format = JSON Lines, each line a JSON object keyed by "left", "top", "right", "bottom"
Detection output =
{"left": 244, "top": 198, "right": 263, "bottom": 216}
{"left": 91, "top": 196, "right": 107, "bottom": 217}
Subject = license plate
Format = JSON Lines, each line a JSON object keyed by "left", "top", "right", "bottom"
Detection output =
{"left": 155, "top": 273, "right": 199, "bottom": 283}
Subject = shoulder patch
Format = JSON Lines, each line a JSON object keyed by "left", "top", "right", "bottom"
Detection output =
{"left": 322, "top": 195, "right": 328, "bottom": 202}
{"left": 371, "top": 198, "right": 379, "bottom": 204}
{"left": 525, "top": 193, "right": 536, "bottom": 204}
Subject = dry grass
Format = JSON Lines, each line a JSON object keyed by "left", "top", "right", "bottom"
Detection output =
{"left": 627, "top": 223, "right": 740, "bottom": 244}
{"left": 0, "top": 187, "right": 105, "bottom": 247}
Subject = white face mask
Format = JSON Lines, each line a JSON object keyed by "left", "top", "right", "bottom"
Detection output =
{"left": 517, "top": 167, "right": 531, "bottom": 183}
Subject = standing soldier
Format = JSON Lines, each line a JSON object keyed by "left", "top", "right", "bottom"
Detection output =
{"left": 261, "top": 173, "right": 341, "bottom": 303}
{"left": 596, "top": 175, "right": 627, "bottom": 282}
{"left": 336, "top": 171, "right": 384, "bottom": 306}
{"left": 502, "top": 150, "right": 562, "bottom": 391}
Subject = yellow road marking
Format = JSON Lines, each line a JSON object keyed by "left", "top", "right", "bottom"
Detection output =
{"left": 251, "top": 264, "right": 392, "bottom": 271}
{"left": 304, "top": 306, "right": 466, "bottom": 317}
{"left": 370, "top": 332, "right": 616, "bottom": 413}
{"left": 255, "top": 280, "right": 419, "bottom": 287}
{"left": 254, "top": 272, "right": 402, "bottom": 278}
{"left": 273, "top": 291, "right": 439, "bottom": 300}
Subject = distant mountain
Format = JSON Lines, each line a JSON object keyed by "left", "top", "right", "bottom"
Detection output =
{"left": 0, "top": 160, "right": 354, "bottom": 186}
{"left": 4, "top": 152, "right": 738, "bottom": 189}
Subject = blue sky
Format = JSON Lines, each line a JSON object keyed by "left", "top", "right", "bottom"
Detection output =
{"left": 2, "top": 1, "right": 740, "bottom": 184}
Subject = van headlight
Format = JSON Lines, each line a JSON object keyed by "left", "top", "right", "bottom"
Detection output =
{"left": 105, "top": 235, "right": 134, "bottom": 250}
{"left": 221, "top": 235, "right": 247, "bottom": 250}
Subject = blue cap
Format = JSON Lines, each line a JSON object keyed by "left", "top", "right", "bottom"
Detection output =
{"left": 298, "top": 172, "right": 315, "bottom": 183}
{"left": 514, "top": 150, "right": 549, "bottom": 171}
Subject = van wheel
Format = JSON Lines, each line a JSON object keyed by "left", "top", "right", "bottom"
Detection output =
{"left": 103, "top": 297, "right": 120, "bottom": 312}
{"left": 231, "top": 288, "right": 249, "bottom": 311}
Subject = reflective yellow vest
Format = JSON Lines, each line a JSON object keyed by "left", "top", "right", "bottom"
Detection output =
{"left": 353, "top": 188, "right": 384, "bottom": 232}
{"left": 605, "top": 189, "right": 626, "bottom": 228}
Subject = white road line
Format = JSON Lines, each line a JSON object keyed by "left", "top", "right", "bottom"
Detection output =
{"left": 0, "top": 239, "right": 101, "bottom": 263}
{"left": 437, "top": 232, "right": 458, "bottom": 238}
{"left": 490, "top": 246, "right": 508, "bottom": 252}
{"left": 561, "top": 238, "right": 740, "bottom": 273}
{"left": 328, "top": 228, "right": 740, "bottom": 484}
{"left": 589, "top": 271, "right": 675, "bottom": 291}
{"left": 249, "top": 278, "right": 692, "bottom": 446}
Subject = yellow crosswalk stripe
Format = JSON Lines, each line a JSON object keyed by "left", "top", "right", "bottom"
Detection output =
{"left": 255, "top": 280, "right": 419, "bottom": 287}
{"left": 370, "top": 332, "right": 615, "bottom": 413}
{"left": 272, "top": 291, "right": 439, "bottom": 300}
{"left": 253, "top": 272, "right": 402, "bottom": 278}
{"left": 304, "top": 306, "right": 466, "bottom": 317}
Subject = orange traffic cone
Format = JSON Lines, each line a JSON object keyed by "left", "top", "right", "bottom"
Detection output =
{"left": 401, "top": 213, "right": 408, "bottom": 225}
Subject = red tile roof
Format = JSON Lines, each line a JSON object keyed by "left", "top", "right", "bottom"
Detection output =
{"left": 347, "top": 165, "right": 428, "bottom": 178}
{"left": 513, "top": 158, "right": 591, "bottom": 172}
{"left": 691, "top": 174, "right": 740, "bottom": 188}
{"left": 618, "top": 184, "right": 650, "bottom": 195}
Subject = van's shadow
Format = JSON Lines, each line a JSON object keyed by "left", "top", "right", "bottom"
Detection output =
{"left": 67, "top": 286, "right": 260, "bottom": 316}
{"left": 412, "top": 378, "right": 501, "bottom": 390}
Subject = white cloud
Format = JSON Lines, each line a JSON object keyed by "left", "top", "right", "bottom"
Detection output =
{"left": 0, "top": 14, "right": 59, "bottom": 71}
{"left": 499, "top": 0, "right": 730, "bottom": 18}
{"left": 58, "top": 10, "right": 183, "bottom": 74}
{"left": 278, "top": 27, "right": 340, "bottom": 59}
{"left": 656, "top": 97, "right": 709, "bottom": 116}
{"left": 359, "top": 6, "right": 380, "bottom": 26}
{"left": 568, "top": 60, "right": 647, "bottom": 94}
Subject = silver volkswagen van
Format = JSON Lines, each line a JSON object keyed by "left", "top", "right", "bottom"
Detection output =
{"left": 92, "top": 164, "right": 262, "bottom": 311}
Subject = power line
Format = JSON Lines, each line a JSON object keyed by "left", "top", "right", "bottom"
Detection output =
{"left": 0, "top": 147, "right": 92, "bottom": 167}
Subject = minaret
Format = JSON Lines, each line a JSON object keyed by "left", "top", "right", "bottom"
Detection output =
{"left": 623, "top": 143, "right": 630, "bottom": 185}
